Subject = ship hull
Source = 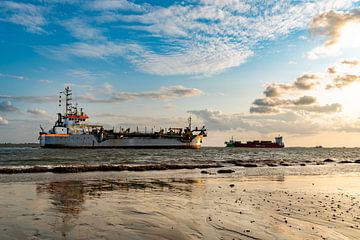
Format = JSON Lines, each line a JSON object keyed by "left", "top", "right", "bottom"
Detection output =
{"left": 225, "top": 142, "right": 284, "bottom": 148}
{"left": 40, "top": 134, "right": 204, "bottom": 149}
{"left": 232, "top": 144, "right": 284, "bottom": 148}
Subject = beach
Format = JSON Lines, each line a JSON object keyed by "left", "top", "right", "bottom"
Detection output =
{"left": 1, "top": 163, "right": 360, "bottom": 240}
{"left": 2, "top": 1, "right": 360, "bottom": 239}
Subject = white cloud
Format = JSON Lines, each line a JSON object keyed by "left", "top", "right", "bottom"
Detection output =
{"left": 0, "top": 1, "right": 47, "bottom": 33}
{"left": 164, "top": 102, "right": 175, "bottom": 109}
{"left": 63, "top": 82, "right": 93, "bottom": 90}
{"left": 0, "top": 101, "right": 18, "bottom": 112}
{"left": 62, "top": 18, "right": 106, "bottom": 41}
{"left": 326, "top": 58, "right": 360, "bottom": 89}
{"left": 249, "top": 106, "right": 279, "bottom": 114}
{"left": 131, "top": 44, "right": 253, "bottom": 76}
{"left": 112, "top": 85, "right": 203, "bottom": 101}
{"left": 287, "top": 103, "right": 342, "bottom": 113}
{"left": 36, "top": 42, "right": 132, "bottom": 60}
{"left": 39, "top": 79, "right": 52, "bottom": 84}
{"left": 200, "top": 0, "right": 250, "bottom": 13}
{"left": 307, "top": 44, "right": 342, "bottom": 60}
{"left": 27, "top": 108, "right": 48, "bottom": 117}
{"left": 0, "top": 115, "right": 9, "bottom": 125}
{"left": 103, "top": 82, "right": 113, "bottom": 95}
{"left": 253, "top": 96, "right": 317, "bottom": 108}
{"left": 0, "top": 72, "right": 25, "bottom": 80}
{"left": 333, "top": 117, "right": 360, "bottom": 133}
{"left": 0, "top": 95, "right": 57, "bottom": 103}
{"left": 78, "top": 92, "right": 97, "bottom": 102}
{"left": 80, "top": 85, "right": 202, "bottom": 103}
{"left": 67, "top": 69, "right": 108, "bottom": 81}
{"left": 263, "top": 74, "right": 322, "bottom": 98}
{"left": 88, "top": 0, "right": 144, "bottom": 12}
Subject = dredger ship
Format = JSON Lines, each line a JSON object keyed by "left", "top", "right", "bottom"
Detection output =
{"left": 39, "top": 87, "right": 207, "bottom": 149}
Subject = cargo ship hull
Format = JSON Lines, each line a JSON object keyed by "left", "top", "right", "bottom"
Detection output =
{"left": 232, "top": 143, "right": 284, "bottom": 148}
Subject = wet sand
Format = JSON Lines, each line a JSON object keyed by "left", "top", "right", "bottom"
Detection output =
{"left": 1, "top": 168, "right": 360, "bottom": 239}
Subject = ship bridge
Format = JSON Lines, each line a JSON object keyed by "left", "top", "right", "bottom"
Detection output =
{"left": 49, "top": 86, "right": 91, "bottom": 134}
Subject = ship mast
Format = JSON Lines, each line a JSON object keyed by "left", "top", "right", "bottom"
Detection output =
{"left": 58, "top": 86, "right": 89, "bottom": 124}
{"left": 59, "top": 86, "right": 73, "bottom": 116}
{"left": 65, "top": 86, "right": 72, "bottom": 116}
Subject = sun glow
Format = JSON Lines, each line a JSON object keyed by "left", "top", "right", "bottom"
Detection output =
{"left": 308, "top": 19, "right": 360, "bottom": 60}
{"left": 318, "top": 83, "right": 360, "bottom": 117}
{"left": 337, "top": 20, "right": 360, "bottom": 49}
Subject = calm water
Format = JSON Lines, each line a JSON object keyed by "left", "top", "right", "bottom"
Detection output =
{"left": 0, "top": 146, "right": 359, "bottom": 170}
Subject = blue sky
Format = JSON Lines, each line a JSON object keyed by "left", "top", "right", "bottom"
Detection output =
{"left": 1, "top": 0, "right": 360, "bottom": 146}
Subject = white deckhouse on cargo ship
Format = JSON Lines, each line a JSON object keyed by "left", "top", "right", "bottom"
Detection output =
{"left": 39, "top": 87, "right": 207, "bottom": 148}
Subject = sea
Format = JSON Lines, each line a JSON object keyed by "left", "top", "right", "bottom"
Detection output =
{"left": 1, "top": 146, "right": 360, "bottom": 176}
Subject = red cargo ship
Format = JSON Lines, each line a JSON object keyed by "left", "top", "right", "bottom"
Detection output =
{"left": 225, "top": 136, "right": 284, "bottom": 148}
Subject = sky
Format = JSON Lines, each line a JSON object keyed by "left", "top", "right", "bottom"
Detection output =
{"left": 0, "top": 0, "right": 360, "bottom": 147}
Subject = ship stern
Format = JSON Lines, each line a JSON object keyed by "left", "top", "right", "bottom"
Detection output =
{"left": 39, "top": 134, "right": 46, "bottom": 147}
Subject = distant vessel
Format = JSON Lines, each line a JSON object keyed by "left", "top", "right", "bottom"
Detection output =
{"left": 39, "top": 87, "right": 207, "bottom": 149}
{"left": 225, "top": 136, "right": 284, "bottom": 148}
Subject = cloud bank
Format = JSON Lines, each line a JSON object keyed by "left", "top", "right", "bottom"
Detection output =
{"left": 188, "top": 109, "right": 321, "bottom": 135}
{"left": 193, "top": 58, "right": 359, "bottom": 135}
{"left": 0, "top": 85, "right": 203, "bottom": 104}
{"left": 30, "top": 0, "right": 357, "bottom": 76}
{"left": 250, "top": 58, "right": 360, "bottom": 115}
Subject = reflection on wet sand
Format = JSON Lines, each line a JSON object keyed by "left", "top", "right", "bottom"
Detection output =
{"left": 36, "top": 181, "right": 86, "bottom": 239}
{"left": 36, "top": 178, "right": 204, "bottom": 239}
{"left": 37, "top": 178, "right": 200, "bottom": 201}
{"left": 37, "top": 181, "right": 86, "bottom": 215}
{"left": 1, "top": 173, "right": 360, "bottom": 239}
